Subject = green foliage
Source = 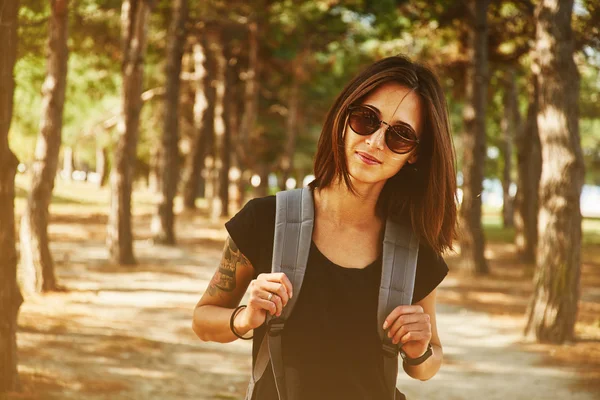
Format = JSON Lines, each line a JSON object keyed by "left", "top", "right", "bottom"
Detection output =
{"left": 8, "top": 0, "right": 600, "bottom": 184}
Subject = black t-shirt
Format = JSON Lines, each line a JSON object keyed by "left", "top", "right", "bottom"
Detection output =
{"left": 225, "top": 195, "right": 448, "bottom": 400}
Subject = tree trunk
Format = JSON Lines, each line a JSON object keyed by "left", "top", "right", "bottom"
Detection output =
{"left": 208, "top": 28, "right": 226, "bottom": 222}
{"left": 0, "top": 0, "right": 24, "bottom": 392}
{"left": 500, "top": 67, "right": 517, "bottom": 228}
{"left": 18, "top": 0, "right": 69, "bottom": 296}
{"left": 280, "top": 70, "right": 300, "bottom": 191}
{"left": 524, "top": 0, "right": 584, "bottom": 344}
{"left": 108, "top": 0, "right": 153, "bottom": 265}
{"left": 514, "top": 75, "right": 541, "bottom": 264}
{"left": 96, "top": 145, "right": 108, "bottom": 187}
{"left": 152, "top": 0, "right": 187, "bottom": 244}
{"left": 148, "top": 146, "right": 160, "bottom": 192}
{"left": 62, "top": 146, "right": 73, "bottom": 180}
{"left": 219, "top": 38, "right": 239, "bottom": 218}
{"left": 181, "top": 37, "right": 209, "bottom": 209}
{"left": 254, "top": 164, "right": 269, "bottom": 198}
{"left": 236, "top": 21, "right": 259, "bottom": 167}
{"left": 227, "top": 47, "right": 243, "bottom": 212}
{"left": 459, "top": 0, "right": 490, "bottom": 275}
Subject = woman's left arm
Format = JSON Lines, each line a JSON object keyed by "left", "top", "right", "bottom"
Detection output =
{"left": 383, "top": 288, "right": 443, "bottom": 381}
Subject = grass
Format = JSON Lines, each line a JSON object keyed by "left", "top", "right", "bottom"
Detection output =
{"left": 482, "top": 212, "right": 600, "bottom": 247}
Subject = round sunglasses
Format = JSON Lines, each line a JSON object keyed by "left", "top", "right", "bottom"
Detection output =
{"left": 347, "top": 104, "right": 419, "bottom": 155}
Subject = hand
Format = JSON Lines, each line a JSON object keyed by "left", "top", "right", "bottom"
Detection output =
{"left": 236, "top": 273, "right": 293, "bottom": 332}
{"left": 383, "top": 305, "right": 432, "bottom": 359}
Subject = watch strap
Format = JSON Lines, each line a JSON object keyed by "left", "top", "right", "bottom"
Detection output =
{"left": 400, "top": 343, "right": 433, "bottom": 366}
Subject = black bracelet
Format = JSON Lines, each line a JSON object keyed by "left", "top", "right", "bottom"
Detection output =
{"left": 230, "top": 305, "right": 253, "bottom": 340}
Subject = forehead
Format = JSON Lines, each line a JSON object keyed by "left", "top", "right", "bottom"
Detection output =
{"left": 360, "top": 82, "right": 423, "bottom": 135}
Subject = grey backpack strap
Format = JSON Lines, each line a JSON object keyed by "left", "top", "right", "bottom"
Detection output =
{"left": 245, "top": 188, "right": 314, "bottom": 400}
{"left": 378, "top": 219, "right": 419, "bottom": 400}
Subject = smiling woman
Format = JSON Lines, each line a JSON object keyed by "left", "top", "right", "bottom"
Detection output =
{"left": 192, "top": 55, "right": 458, "bottom": 400}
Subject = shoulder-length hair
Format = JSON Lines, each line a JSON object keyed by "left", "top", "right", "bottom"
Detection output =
{"left": 310, "top": 55, "right": 457, "bottom": 255}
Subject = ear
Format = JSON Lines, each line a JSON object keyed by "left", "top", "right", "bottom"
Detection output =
{"left": 407, "top": 153, "right": 418, "bottom": 165}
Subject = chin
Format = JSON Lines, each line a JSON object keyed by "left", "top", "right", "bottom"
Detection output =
{"left": 348, "top": 168, "right": 388, "bottom": 186}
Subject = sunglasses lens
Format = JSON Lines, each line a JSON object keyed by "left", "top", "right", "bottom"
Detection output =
{"left": 386, "top": 125, "right": 417, "bottom": 154}
{"left": 349, "top": 107, "right": 379, "bottom": 135}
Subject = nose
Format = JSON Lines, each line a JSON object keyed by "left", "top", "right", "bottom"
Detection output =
{"left": 365, "top": 123, "right": 386, "bottom": 150}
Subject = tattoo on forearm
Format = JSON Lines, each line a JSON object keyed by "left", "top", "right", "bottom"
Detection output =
{"left": 207, "top": 238, "right": 249, "bottom": 296}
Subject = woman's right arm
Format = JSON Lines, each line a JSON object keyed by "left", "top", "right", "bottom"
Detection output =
{"left": 192, "top": 236, "right": 293, "bottom": 343}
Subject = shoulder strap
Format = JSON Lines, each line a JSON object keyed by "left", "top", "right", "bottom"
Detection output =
{"left": 245, "top": 188, "right": 314, "bottom": 400}
{"left": 378, "top": 219, "right": 419, "bottom": 400}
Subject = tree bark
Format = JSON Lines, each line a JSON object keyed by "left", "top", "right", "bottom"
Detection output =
{"left": 280, "top": 70, "right": 300, "bottom": 191}
{"left": 148, "top": 146, "right": 160, "bottom": 192}
{"left": 219, "top": 38, "right": 239, "bottom": 218}
{"left": 514, "top": 75, "right": 541, "bottom": 264}
{"left": 237, "top": 21, "right": 259, "bottom": 169}
{"left": 208, "top": 28, "right": 226, "bottom": 222}
{"left": 0, "top": 0, "right": 24, "bottom": 392}
{"left": 18, "top": 0, "right": 69, "bottom": 296}
{"left": 96, "top": 145, "right": 108, "bottom": 187}
{"left": 226, "top": 47, "right": 243, "bottom": 212}
{"left": 524, "top": 0, "right": 584, "bottom": 344}
{"left": 500, "top": 67, "right": 517, "bottom": 228}
{"left": 459, "top": 0, "right": 490, "bottom": 275}
{"left": 108, "top": 0, "right": 153, "bottom": 265}
{"left": 62, "top": 146, "right": 73, "bottom": 180}
{"left": 152, "top": 0, "right": 187, "bottom": 244}
{"left": 181, "top": 37, "right": 209, "bottom": 210}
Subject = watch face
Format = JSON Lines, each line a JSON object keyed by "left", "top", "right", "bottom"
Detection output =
{"left": 399, "top": 349, "right": 408, "bottom": 360}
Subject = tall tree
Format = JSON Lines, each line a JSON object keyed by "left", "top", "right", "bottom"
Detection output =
{"left": 500, "top": 67, "right": 517, "bottom": 228}
{"left": 525, "top": 0, "right": 585, "bottom": 343}
{"left": 207, "top": 27, "right": 226, "bottom": 221}
{"left": 107, "top": 0, "right": 154, "bottom": 265}
{"left": 459, "top": 0, "right": 490, "bottom": 275}
{"left": 152, "top": 0, "right": 188, "bottom": 244}
{"left": 279, "top": 56, "right": 302, "bottom": 190}
{"left": 238, "top": 20, "right": 261, "bottom": 197}
{"left": 181, "top": 34, "right": 213, "bottom": 209}
{"left": 19, "top": 0, "right": 70, "bottom": 296}
{"left": 514, "top": 72, "right": 541, "bottom": 263}
{"left": 0, "top": 0, "right": 24, "bottom": 392}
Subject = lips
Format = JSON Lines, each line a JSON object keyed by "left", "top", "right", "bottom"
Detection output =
{"left": 356, "top": 151, "right": 382, "bottom": 165}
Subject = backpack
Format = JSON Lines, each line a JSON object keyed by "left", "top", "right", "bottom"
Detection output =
{"left": 245, "top": 188, "right": 419, "bottom": 400}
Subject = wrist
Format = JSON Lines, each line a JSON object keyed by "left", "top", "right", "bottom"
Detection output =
{"left": 233, "top": 307, "right": 251, "bottom": 335}
{"left": 400, "top": 343, "right": 433, "bottom": 366}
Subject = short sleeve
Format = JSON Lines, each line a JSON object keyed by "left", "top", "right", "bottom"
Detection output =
{"left": 411, "top": 243, "right": 449, "bottom": 304}
{"left": 224, "top": 199, "right": 262, "bottom": 270}
{"left": 224, "top": 196, "right": 276, "bottom": 276}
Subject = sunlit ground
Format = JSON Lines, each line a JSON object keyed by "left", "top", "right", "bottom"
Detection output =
{"left": 7, "top": 173, "right": 600, "bottom": 399}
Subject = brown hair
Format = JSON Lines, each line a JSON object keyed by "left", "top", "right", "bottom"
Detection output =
{"left": 310, "top": 55, "right": 457, "bottom": 255}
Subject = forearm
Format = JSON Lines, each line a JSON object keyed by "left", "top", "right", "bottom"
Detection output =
{"left": 402, "top": 343, "right": 443, "bottom": 381}
{"left": 192, "top": 305, "right": 252, "bottom": 343}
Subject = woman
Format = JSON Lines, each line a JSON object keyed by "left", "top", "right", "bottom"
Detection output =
{"left": 192, "top": 55, "right": 457, "bottom": 399}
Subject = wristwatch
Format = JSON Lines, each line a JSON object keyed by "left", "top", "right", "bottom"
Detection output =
{"left": 399, "top": 343, "right": 433, "bottom": 366}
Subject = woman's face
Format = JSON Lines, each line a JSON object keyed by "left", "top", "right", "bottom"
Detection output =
{"left": 344, "top": 82, "right": 423, "bottom": 187}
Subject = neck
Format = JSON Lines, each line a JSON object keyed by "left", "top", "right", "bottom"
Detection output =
{"left": 314, "top": 178, "right": 386, "bottom": 226}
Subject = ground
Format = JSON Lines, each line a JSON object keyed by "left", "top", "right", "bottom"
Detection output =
{"left": 5, "top": 178, "right": 600, "bottom": 400}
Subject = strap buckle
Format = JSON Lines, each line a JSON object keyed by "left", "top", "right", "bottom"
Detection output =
{"left": 267, "top": 317, "right": 285, "bottom": 337}
{"left": 382, "top": 342, "right": 399, "bottom": 358}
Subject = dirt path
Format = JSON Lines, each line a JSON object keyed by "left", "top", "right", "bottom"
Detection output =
{"left": 10, "top": 214, "right": 599, "bottom": 400}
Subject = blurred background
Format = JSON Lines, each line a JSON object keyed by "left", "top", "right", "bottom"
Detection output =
{"left": 0, "top": 0, "right": 599, "bottom": 399}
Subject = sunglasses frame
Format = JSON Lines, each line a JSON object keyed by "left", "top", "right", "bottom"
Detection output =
{"left": 347, "top": 104, "right": 420, "bottom": 155}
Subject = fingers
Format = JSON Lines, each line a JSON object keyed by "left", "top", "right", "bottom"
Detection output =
{"left": 389, "top": 322, "right": 431, "bottom": 345}
{"left": 257, "top": 273, "right": 293, "bottom": 299}
{"left": 383, "top": 305, "right": 431, "bottom": 345}
{"left": 383, "top": 305, "right": 424, "bottom": 330}
{"left": 262, "top": 281, "right": 290, "bottom": 306}
{"left": 248, "top": 273, "right": 293, "bottom": 317}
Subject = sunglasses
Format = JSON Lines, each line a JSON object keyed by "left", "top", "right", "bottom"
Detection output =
{"left": 347, "top": 104, "right": 419, "bottom": 155}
